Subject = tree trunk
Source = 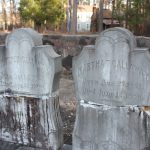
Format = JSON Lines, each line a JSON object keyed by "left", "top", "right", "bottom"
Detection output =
{"left": 10, "top": 0, "right": 16, "bottom": 29}
{"left": 143, "top": 0, "right": 150, "bottom": 36}
{"left": 125, "top": 0, "right": 129, "bottom": 28}
{"left": 111, "top": 0, "right": 115, "bottom": 27}
{"left": 98, "top": 0, "right": 103, "bottom": 33}
{"left": 67, "top": 0, "right": 71, "bottom": 32}
{"left": 71, "top": 0, "right": 77, "bottom": 34}
{"left": 2, "top": 0, "right": 7, "bottom": 30}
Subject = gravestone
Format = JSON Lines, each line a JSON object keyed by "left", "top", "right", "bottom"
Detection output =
{"left": 73, "top": 27, "right": 150, "bottom": 106}
{"left": 0, "top": 28, "right": 63, "bottom": 150}
{"left": 73, "top": 27, "right": 150, "bottom": 150}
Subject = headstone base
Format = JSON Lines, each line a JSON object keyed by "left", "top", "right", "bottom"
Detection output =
{"left": 0, "top": 96, "right": 63, "bottom": 150}
{"left": 73, "top": 101, "right": 150, "bottom": 150}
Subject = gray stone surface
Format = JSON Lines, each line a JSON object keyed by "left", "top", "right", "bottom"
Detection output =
{"left": 0, "top": 28, "right": 62, "bottom": 98}
{"left": 0, "top": 28, "right": 63, "bottom": 150}
{"left": 137, "top": 36, "right": 150, "bottom": 48}
{"left": 0, "top": 141, "right": 71, "bottom": 150}
{"left": 73, "top": 101, "right": 150, "bottom": 150}
{"left": 73, "top": 27, "right": 150, "bottom": 106}
{"left": 0, "top": 97, "right": 63, "bottom": 149}
{"left": 63, "top": 144, "right": 72, "bottom": 150}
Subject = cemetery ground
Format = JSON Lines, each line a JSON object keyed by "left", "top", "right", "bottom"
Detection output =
{"left": 59, "top": 71, "right": 76, "bottom": 145}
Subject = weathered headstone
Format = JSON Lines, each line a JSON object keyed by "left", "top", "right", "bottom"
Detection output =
{"left": 73, "top": 27, "right": 150, "bottom": 106}
{"left": 73, "top": 27, "right": 150, "bottom": 150}
{"left": 0, "top": 28, "right": 63, "bottom": 149}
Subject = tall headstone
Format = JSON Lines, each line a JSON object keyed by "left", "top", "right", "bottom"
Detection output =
{"left": 0, "top": 28, "right": 63, "bottom": 150}
{"left": 73, "top": 27, "right": 150, "bottom": 150}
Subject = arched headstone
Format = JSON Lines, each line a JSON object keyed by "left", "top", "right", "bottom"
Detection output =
{"left": 73, "top": 27, "right": 150, "bottom": 106}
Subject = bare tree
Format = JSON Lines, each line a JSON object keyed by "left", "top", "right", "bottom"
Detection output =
{"left": 10, "top": 0, "right": 16, "bottom": 29}
{"left": 1, "top": 0, "right": 7, "bottom": 30}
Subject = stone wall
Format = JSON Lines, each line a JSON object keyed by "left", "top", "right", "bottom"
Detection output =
{"left": 136, "top": 36, "right": 150, "bottom": 48}
{"left": 44, "top": 35, "right": 150, "bottom": 56}
{"left": 0, "top": 34, "right": 8, "bottom": 45}
{"left": 43, "top": 34, "right": 97, "bottom": 57}
{"left": 0, "top": 34, "right": 149, "bottom": 56}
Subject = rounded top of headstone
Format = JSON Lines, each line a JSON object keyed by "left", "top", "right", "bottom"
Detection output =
{"left": 96, "top": 27, "right": 137, "bottom": 51}
{"left": 5, "top": 28, "right": 43, "bottom": 47}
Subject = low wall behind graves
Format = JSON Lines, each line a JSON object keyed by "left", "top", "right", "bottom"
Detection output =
{"left": 43, "top": 34, "right": 97, "bottom": 56}
{"left": 0, "top": 33, "right": 149, "bottom": 57}
{"left": 136, "top": 36, "right": 150, "bottom": 48}
{"left": 43, "top": 35, "right": 150, "bottom": 56}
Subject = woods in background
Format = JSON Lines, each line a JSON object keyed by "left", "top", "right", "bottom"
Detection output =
{"left": 19, "top": 0, "right": 66, "bottom": 32}
{"left": 112, "top": 0, "right": 150, "bottom": 36}
{"left": 0, "top": 0, "right": 66, "bottom": 32}
{"left": 0, "top": 0, "right": 149, "bottom": 36}
{"left": 1, "top": 0, "right": 21, "bottom": 31}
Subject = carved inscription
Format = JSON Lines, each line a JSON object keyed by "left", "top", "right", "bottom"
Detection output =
{"left": 77, "top": 59, "right": 150, "bottom": 81}
{"left": 74, "top": 56, "right": 150, "bottom": 104}
{"left": 100, "top": 140, "right": 125, "bottom": 150}
{"left": 0, "top": 55, "right": 51, "bottom": 93}
{"left": 0, "top": 56, "right": 50, "bottom": 71}
{"left": 81, "top": 79, "right": 143, "bottom": 102}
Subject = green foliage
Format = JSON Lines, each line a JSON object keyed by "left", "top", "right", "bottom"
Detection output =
{"left": 113, "top": 0, "right": 126, "bottom": 25}
{"left": 112, "top": 0, "right": 150, "bottom": 35}
{"left": 19, "top": 0, "right": 66, "bottom": 27}
{"left": 126, "top": 0, "right": 144, "bottom": 31}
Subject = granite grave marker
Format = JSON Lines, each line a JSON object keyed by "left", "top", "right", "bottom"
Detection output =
{"left": 73, "top": 27, "right": 150, "bottom": 106}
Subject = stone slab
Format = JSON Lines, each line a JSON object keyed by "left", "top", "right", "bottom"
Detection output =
{"left": 0, "top": 96, "right": 63, "bottom": 149}
{"left": 62, "top": 144, "right": 72, "bottom": 150}
{"left": 0, "top": 141, "right": 71, "bottom": 150}
{"left": 73, "top": 101, "right": 150, "bottom": 150}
